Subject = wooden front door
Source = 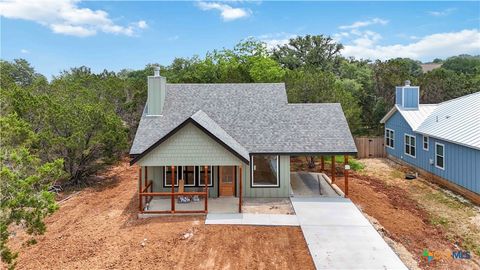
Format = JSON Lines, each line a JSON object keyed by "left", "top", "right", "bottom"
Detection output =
{"left": 219, "top": 166, "right": 235, "bottom": 197}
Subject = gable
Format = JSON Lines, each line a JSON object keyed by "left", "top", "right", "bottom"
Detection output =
{"left": 136, "top": 122, "right": 245, "bottom": 166}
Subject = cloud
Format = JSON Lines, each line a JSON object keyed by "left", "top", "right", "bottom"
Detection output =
{"left": 167, "top": 35, "right": 179, "bottom": 41}
{"left": 20, "top": 49, "right": 29, "bottom": 54}
{"left": 196, "top": 1, "right": 251, "bottom": 21}
{"left": 428, "top": 8, "right": 456, "bottom": 17}
{"left": 0, "top": 0, "right": 147, "bottom": 37}
{"left": 341, "top": 29, "right": 480, "bottom": 61}
{"left": 256, "top": 32, "right": 297, "bottom": 49}
{"left": 339, "top": 18, "right": 388, "bottom": 30}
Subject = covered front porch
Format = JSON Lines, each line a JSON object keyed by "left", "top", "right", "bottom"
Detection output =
{"left": 138, "top": 165, "right": 245, "bottom": 214}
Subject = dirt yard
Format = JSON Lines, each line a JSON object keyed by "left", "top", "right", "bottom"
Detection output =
{"left": 291, "top": 157, "right": 480, "bottom": 270}
{"left": 7, "top": 159, "right": 313, "bottom": 270}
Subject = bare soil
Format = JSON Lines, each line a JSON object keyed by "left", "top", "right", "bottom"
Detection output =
{"left": 8, "top": 159, "right": 313, "bottom": 270}
{"left": 292, "top": 157, "right": 480, "bottom": 270}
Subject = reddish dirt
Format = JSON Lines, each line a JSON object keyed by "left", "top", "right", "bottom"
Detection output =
{"left": 9, "top": 159, "right": 313, "bottom": 270}
{"left": 291, "top": 156, "right": 479, "bottom": 270}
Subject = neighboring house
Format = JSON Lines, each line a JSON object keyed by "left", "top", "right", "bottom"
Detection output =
{"left": 380, "top": 81, "right": 480, "bottom": 203}
{"left": 130, "top": 67, "right": 357, "bottom": 214}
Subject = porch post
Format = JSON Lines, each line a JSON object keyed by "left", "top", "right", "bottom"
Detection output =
{"left": 138, "top": 167, "right": 142, "bottom": 212}
{"left": 320, "top": 156, "right": 325, "bottom": 171}
{"left": 344, "top": 155, "right": 349, "bottom": 198}
{"left": 239, "top": 165, "right": 242, "bottom": 213}
{"left": 331, "top": 156, "right": 336, "bottom": 183}
{"left": 204, "top": 166, "right": 208, "bottom": 213}
{"left": 171, "top": 165, "right": 175, "bottom": 213}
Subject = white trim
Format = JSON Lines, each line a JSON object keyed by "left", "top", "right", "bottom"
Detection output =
{"left": 163, "top": 166, "right": 180, "bottom": 187}
{"left": 182, "top": 166, "right": 196, "bottom": 186}
{"left": 423, "top": 135, "right": 429, "bottom": 151}
{"left": 435, "top": 143, "right": 445, "bottom": 170}
{"left": 404, "top": 133, "right": 416, "bottom": 158}
{"left": 385, "top": 128, "right": 395, "bottom": 149}
{"left": 251, "top": 155, "right": 280, "bottom": 187}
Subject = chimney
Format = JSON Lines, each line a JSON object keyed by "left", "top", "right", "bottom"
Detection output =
{"left": 395, "top": 80, "right": 419, "bottom": 110}
{"left": 147, "top": 66, "right": 166, "bottom": 116}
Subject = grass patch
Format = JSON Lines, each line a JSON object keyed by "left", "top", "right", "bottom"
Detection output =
{"left": 390, "top": 170, "right": 403, "bottom": 179}
{"left": 324, "top": 156, "right": 365, "bottom": 171}
{"left": 424, "top": 191, "right": 465, "bottom": 210}
{"left": 429, "top": 214, "right": 450, "bottom": 228}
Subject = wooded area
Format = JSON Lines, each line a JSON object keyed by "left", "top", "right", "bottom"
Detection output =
{"left": 1, "top": 35, "right": 479, "bottom": 268}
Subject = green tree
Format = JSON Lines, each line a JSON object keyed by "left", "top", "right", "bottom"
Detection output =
{"left": 0, "top": 114, "right": 64, "bottom": 269}
{"left": 442, "top": 55, "right": 480, "bottom": 75}
{"left": 419, "top": 68, "right": 478, "bottom": 103}
{"left": 272, "top": 35, "right": 344, "bottom": 71}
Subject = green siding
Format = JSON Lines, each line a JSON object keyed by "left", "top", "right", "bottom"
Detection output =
{"left": 137, "top": 123, "right": 244, "bottom": 166}
{"left": 241, "top": 155, "right": 291, "bottom": 198}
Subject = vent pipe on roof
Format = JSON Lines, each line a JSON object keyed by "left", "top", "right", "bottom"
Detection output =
{"left": 404, "top": 80, "right": 411, "bottom": 86}
{"left": 147, "top": 66, "right": 166, "bottom": 116}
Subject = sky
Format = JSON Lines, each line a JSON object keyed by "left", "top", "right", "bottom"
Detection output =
{"left": 1, "top": 0, "right": 479, "bottom": 78}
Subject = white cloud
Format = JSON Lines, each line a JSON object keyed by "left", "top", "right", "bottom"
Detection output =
{"left": 0, "top": 0, "right": 147, "bottom": 37}
{"left": 167, "top": 35, "right": 179, "bottom": 41}
{"left": 339, "top": 18, "right": 388, "bottom": 30}
{"left": 256, "top": 32, "right": 297, "bottom": 50}
{"left": 342, "top": 29, "right": 480, "bottom": 61}
{"left": 136, "top": 20, "right": 148, "bottom": 29}
{"left": 428, "top": 8, "right": 456, "bottom": 17}
{"left": 20, "top": 49, "right": 29, "bottom": 54}
{"left": 196, "top": 1, "right": 251, "bottom": 21}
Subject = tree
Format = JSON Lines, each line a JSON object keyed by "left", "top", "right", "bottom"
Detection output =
{"left": 419, "top": 68, "right": 478, "bottom": 103}
{"left": 442, "top": 55, "right": 480, "bottom": 75}
{"left": 272, "top": 35, "right": 344, "bottom": 71}
{"left": 0, "top": 114, "right": 64, "bottom": 269}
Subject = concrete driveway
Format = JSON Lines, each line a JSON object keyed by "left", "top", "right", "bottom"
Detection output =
{"left": 290, "top": 172, "right": 340, "bottom": 197}
{"left": 291, "top": 197, "right": 407, "bottom": 270}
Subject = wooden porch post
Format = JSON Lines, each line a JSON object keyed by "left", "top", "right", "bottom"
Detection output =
{"left": 171, "top": 165, "right": 175, "bottom": 213}
{"left": 239, "top": 166, "right": 242, "bottom": 213}
{"left": 320, "top": 156, "right": 325, "bottom": 171}
{"left": 344, "top": 155, "right": 349, "bottom": 198}
{"left": 204, "top": 166, "right": 208, "bottom": 213}
{"left": 138, "top": 167, "right": 142, "bottom": 212}
{"left": 331, "top": 156, "right": 336, "bottom": 183}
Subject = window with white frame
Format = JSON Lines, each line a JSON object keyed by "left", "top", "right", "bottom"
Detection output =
{"left": 423, "top": 135, "right": 429, "bottom": 150}
{"left": 199, "top": 166, "right": 213, "bottom": 186}
{"left": 182, "top": 166, "right": 196, "bottom": 186}
{"left": 164, "top": 166, "right": 179, "bottom": 186}
{"left": 251, "top": 155, "right": 279, "bottom": 187}
{"left": 404, "top": 134, "right": 416, "bottom": 157}
{"left": 385, "top": 129, "right": 395, "bottom": 148}
{"left": 435, "top": 143, "right": 445, "bottom": 169}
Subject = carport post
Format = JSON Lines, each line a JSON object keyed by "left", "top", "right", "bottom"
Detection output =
{"left": 204, "top": 165, "right": 208, "bottom": 213}
{"left": 239, "top": 166, "right": 242, "bottom": 213}
{"left": 138, "top": 167, "right": 142, "bottom": 212}
{"left": 331, "top": 156, "right": 336, "bottom": 183}
{"left": 320, "top": 156, "right": 325, "bottom": 171}
{"left": 344, "top": 155, "right": 349, "bottom": 197}
{"left": 171, "top": 165, "right": 175, "bottom": 213}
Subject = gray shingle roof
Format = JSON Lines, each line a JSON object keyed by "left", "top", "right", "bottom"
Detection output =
{"left": 130, "top": 83, "right": 357, "bottom": 157}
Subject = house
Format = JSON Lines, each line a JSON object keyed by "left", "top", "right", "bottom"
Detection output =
{"left": 129, "top": 67, "right": 357, "bottom": 214}
{"left": 380, "top": 81, "right": 480, "bottom": 203}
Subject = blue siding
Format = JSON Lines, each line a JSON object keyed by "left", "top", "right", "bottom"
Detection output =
{"left": 385, "top": 111, "right": 480, "bottom": 194}
{"left": 403, "top": 87, "right": 419, "bottom": 109}
{"left": 395, "top": 87, "right": 403, "bottom": 105}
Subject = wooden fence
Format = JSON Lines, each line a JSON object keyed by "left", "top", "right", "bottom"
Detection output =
{"left": 354, "top": 137, "right": 386, "bottom": 158}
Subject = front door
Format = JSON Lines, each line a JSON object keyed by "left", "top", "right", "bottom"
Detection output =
{"left": 219, "top": 166, "right": 235, "bottom": 196}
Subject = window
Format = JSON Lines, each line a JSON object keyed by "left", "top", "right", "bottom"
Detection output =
{"left": 199, "top": 166, "right": 213, "bottom": 186}
{"left": 435, "top": 143, "right": 445, "bottom": 169}
{"left": 164, "top": 166, "right": 179, "bottom": 186}
{"left": 385, "top": 129, "right": 395, "bottom": 148}
{"left": 423, "top": 136, "right": 429, "bottom": 151}
{"left": 251, "top": 155, "right": 279, "bottom": 187}
{"left": 404, "top": 134, "right": 416, "bottom": 158}
{"left": 182, "top": 166, "right": 196, "bottom": 186}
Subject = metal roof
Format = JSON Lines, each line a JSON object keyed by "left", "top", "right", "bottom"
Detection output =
{"left": 130, "top": 83, "right": 357, "bottom": 158}
{"left": 416, "top": 92, "right": 480, "bottom": 150}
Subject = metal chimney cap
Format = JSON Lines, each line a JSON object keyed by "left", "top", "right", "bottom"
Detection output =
{"left": 154, "top": 66, "right": 160, "bottom": 76}
{"left": 404, "top": 80, "right": 411, "bottom": 86}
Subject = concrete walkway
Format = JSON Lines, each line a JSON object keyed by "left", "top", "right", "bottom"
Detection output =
{"left": 205, "top": 213, "right": 299, "bottom": 226}
{"left": 291, "top": 197, "right": 407, "bottom": 270}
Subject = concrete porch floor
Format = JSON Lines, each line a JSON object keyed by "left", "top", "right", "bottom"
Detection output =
{"left": 146, "top": 196, "right": 239, "bottom": 213}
